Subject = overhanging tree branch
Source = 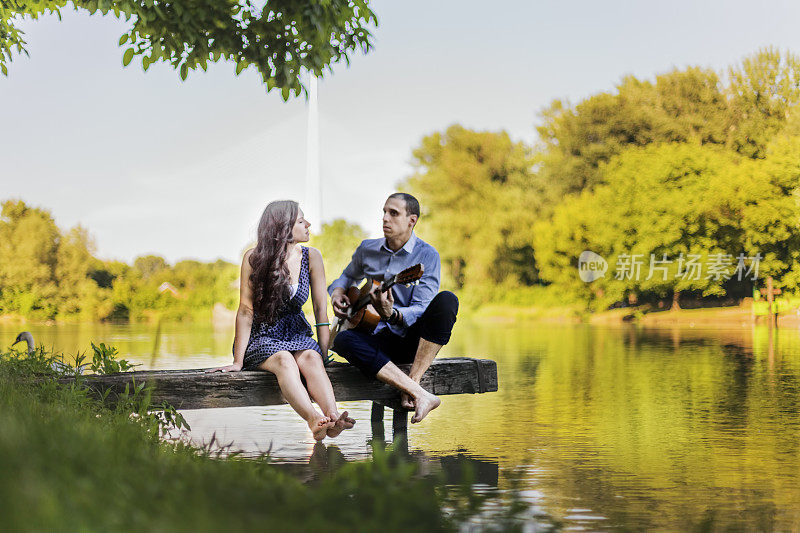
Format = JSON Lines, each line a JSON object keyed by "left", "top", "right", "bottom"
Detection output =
{"left": 0, "top": 0, "right": 377, "bottom": 99}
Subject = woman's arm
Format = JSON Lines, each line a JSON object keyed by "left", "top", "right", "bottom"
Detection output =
{"left": 308, "top": 247, "right": 331, "bottom": 356}
{"left": 208, "top": 250, "right": 255, "bottom": 372}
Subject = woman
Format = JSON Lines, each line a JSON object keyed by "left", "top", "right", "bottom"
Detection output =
{"left": 208, "top": 200, "right": 355, "bottom": 441}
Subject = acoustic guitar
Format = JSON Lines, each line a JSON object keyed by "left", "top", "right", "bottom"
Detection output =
{"left": 330, "top": 263, "right": 424, "bottom": 343}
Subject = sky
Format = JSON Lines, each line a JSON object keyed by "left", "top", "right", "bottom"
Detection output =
{"left": 3, "top": 0, "right": 800, "bottom": 265}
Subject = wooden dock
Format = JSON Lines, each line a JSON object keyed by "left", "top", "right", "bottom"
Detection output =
{"left": 66, "top": 357, "right": 498, "bottom": 434}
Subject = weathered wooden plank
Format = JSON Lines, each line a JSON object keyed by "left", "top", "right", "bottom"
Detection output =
{"left": 61, "top": 357, "right": 498, "bottom": 410}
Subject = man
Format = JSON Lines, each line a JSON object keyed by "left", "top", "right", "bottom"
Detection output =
{"left": 328, "top": 192, "right": 459, "bottom": 423}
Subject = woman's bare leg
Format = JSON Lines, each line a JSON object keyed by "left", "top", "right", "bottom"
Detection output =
{"left": 260, "top": 351, "right": 333, "bottom": 440}
{"left": 294, "top": 349, "right": 355, "bottom": 437}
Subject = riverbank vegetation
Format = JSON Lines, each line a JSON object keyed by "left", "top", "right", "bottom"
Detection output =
{"left": 0, "top": 201, "right": 371, "bottom": 323}
{"left": 0, "top": 199, "right": 239, "bottom": 322}
{"left": 0, "top": 345, "right": 527, "bottom": 531}
{"left": 405, "top": 47, "right": 800, "bottom": 313}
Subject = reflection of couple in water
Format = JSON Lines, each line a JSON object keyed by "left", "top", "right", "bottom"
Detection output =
{"left": 209, "top": 193, "right": 459, "bottom": 441}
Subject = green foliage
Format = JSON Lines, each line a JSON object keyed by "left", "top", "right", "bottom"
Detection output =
{"left": 1, "top": 0, "right": 378, "bottom": 99}
{"left": 308, "top": 218, "right": 367, "bottom": 283}
{"left": 0, "top": 199, "right": 70, "bottom": 319}
{"left": 0, "top": 345, "right": 525, "bottom": 531}
{"left": 533, "top": 141, "right": 800, "bottom": 309}
{"left": 395, "top": 48, "right": 800, "bottom": 312}
{"left": 401, "top": 125, "right": 540, "bottom": 307}
{"left": 727, "top": 47, "right": 800, "bottom": 158}
{"left": 133, "top": 254, "right": 167, "bottom": 279}
{"left": 89, "top": 341, "right": 136, "bottom": 374}
{"left": 536, "top": 47, "right": 800, "bottom": 196}
{"left": 536, "top": 68, "right": 728, "bottom": 195}
{"left": 0, "top": 198, "right": 240, "bottom": 322}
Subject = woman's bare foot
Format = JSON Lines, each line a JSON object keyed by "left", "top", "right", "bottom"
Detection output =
{"left": 326, "top": 410, "right": 356, "bottom": 438}
{"left": 309, "top": 416, "right": 334, "bottom": 441}
{"left": 411, "top": 392, "right": 441, "bottom": 423}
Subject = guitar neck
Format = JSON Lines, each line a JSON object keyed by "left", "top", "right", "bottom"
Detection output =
{"left": 350, "top": 278, "right": 396, "bottom": 315}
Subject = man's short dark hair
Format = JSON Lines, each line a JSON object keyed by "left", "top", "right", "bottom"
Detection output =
{"left": 388, "top": 192, "right": 420, "bottom": 218}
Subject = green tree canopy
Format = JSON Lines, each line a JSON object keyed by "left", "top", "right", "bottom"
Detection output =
{"left": 1, "top": 0, "right": 377, "bottom": 98}
{"left": 401, "top": 125, "right": 540, "bottom": 305}
{"left": 0, "top": 199, "right": 240, "bottom": 321}
{"left": 533, "top": 141, "right": 800, "bottom": 309}
{"left": 0, "top": 199, "right": 61, "bottom": 317}
{"left": 308, "top": 218, "right": 367, "bottom": 284}
{"left": 727, "top": 47, "right": 800, "bottom": 158}
{"left": 133, "top": 254, "right": 168, "bottom": 280}
{"left": 536, "top": 68, "right": 729, "bottom": 196}
{"left": 536, "top": 47, "right": 800, "bottom": 196}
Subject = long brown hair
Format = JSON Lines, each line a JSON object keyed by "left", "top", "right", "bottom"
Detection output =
{"left": 249, "top": 200, "right": 298, "bottom": 324}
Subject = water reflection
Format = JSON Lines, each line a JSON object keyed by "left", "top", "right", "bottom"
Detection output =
{"left": 5, "top": 320, "right": 800, "bottom": 529}
{"left": 274, "top": 438, "right": 500, "bottom": 489}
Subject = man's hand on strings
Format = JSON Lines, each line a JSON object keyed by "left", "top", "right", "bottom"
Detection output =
{"left": 369, "top": 285, "right": 394, "bottom": 320}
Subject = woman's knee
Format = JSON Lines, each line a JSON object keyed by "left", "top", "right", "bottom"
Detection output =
{"left": 296, "top": 349, "right": 323, "bottom": 370}
{"left": 265, "top": 350, "right": 297, "bottom": 372}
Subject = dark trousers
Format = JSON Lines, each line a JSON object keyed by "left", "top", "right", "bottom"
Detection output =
{"left": 332, "top": 291, "right": 459, "bottom": 377}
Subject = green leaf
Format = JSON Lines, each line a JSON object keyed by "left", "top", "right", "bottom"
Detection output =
{"left": 180, "top": 63, "right": 188, "bottom": 80}
{"left": 119, "top": 34, "right": 128, "bottom": 46}
{"left": 281, "top": 86, "right": 290, "bottom": 100}
{"left": 122, "top": 48, "right": 134, "bottom": 66}
{"left": 235, "top": 61, "right": 245, "bottom": 75}
{"left": 1, "top": 64, "right": 6, "bottom": 76}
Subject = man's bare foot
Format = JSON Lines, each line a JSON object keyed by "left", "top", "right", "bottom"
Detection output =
{"left": 401, "top": 392, "right": 415, "bottom": 410}
{"left": 309, "top": 416, "right": 334, "bottom": 441}
{"left": 326, "top": 410, "right": 356, "bottom": 438}
{"left": 411, "top": 392, "right": 441, "bottom": 423}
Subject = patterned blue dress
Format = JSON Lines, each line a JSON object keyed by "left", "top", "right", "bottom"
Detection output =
{"left": 242, "top": 246, "right": 322, "bottom": 370}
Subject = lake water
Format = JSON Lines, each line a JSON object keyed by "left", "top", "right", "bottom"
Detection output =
{"left": 3, "top": 320, "right": 800, "bottom": 530}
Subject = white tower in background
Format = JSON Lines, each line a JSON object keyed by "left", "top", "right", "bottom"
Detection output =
{"left": 305, "top": 73, "right": 322, "bottom": 227}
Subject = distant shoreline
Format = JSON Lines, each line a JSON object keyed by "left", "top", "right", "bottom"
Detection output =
{"left": 4, "top": 303, "right": 798, "bottom": 328}
{"left": 465, "top": 302, "right": 800, "bottom": 328}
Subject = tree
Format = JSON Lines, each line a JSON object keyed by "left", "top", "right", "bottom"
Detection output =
{"left": 727, "top": 47, "right": 800, "bottom": 158}
{"left": 734, "top": 136, "right": 800, "bottom": 290}
{"left": 308, "top": 218, "right": 367, "bottom": 284}
{"left": 55, "top": 224, "right": 99, "bottom": 318}
{"left": 535, "top": 68, "right": 730, "bottom": 196}
{"left": 654, "top": 67, "right": 730, "bottom": 146}
{"left": 0, "top": 199, "right": 60, "bottom": 317}
{"left": 133, "top": 254, "right": 168, "bottom": 280}
{"left": 0, "top": 198, "right": 244, "bottom": 321}
{"left": 533, "top": 141, "right": 800, "bottom": 310}
{"left": 1, "top": 0, "right": 377, "bottom": 98}
{"left": 401, "top": 125, "right": 540, "bottom": 305}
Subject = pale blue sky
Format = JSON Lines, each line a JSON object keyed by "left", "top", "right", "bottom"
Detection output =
{"left": 3, "top": 0, "right": 800, "bottom": 264}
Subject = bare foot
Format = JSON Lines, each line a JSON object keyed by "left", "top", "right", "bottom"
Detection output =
{"left": 326, "top": 410, "right": 356, "bottom": 438}
{"left": 401, "top": 392, "right": 415, "bottom": 410}
{"left": 411, "top": 392, "right": 441, "bottom": 424}
{"left": 309, "top": 416, "right": 334, "bottom": 441}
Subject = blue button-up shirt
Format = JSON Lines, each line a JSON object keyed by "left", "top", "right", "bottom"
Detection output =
{"left": 327, "top": 231, "right": 441, "bottom": 337}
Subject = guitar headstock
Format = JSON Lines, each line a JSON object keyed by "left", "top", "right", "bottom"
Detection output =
{"left": 393, "top": 263, "right": 424, "bottom": 286}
